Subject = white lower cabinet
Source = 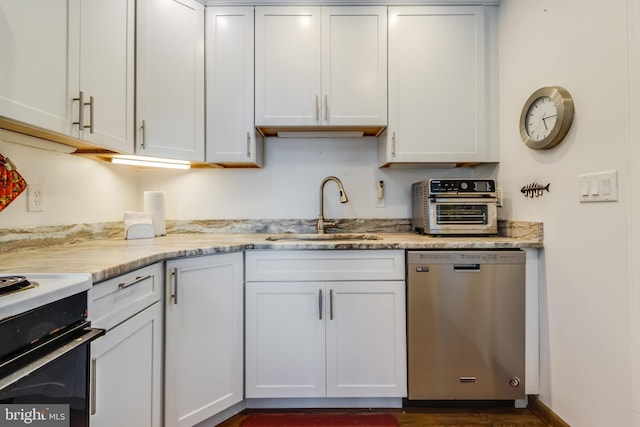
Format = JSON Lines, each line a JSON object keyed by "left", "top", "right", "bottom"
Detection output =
{"left": 89, "top": 263, "right": 163, "bottom": 427}
{"left": 164, "top": 252, "right": 244, "bottom": 427}
{"left": 90, "top": 303, "right": 162, "bottom": 427}
{"left": 326, "top": 281, "right": 406, "bottom": 397}
{"left": 245, "top": 250, "right": 407, "bottom": 399}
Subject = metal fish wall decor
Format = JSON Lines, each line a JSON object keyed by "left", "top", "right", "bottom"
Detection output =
{"left": 521, "top": 182, "right": 550, "bottom": 198}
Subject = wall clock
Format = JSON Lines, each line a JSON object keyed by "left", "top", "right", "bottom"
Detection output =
{"left": 519, "top": 86, "right": 574, "bottom": 150}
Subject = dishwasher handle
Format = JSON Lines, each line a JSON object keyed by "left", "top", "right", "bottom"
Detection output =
{"left": 453, "top": 264, "right": 481, "bottom": 272}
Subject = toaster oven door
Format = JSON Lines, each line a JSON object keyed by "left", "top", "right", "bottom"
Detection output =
{"left": 428, "top": 198, "right": 497, "bottom": 235}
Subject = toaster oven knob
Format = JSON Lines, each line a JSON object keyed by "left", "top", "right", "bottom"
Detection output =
{"left": 460, "top": 182, "right": 468, "bottom": 190}
{"left": 509, "top": 377, "right": 521, "bottom": 387}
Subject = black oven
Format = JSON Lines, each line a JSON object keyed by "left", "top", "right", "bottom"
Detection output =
{"left": 0, "top": 283, "right": 103, "bottom": 427}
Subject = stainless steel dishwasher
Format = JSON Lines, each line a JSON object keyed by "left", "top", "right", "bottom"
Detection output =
{"left": 407, "top": 250, "right": 526, "bottom": 400}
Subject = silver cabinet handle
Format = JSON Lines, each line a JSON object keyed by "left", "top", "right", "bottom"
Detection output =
{"left": 246, "top": 131, "right": 251, "bottom": 158}
{"left": 140, "top": 120, "right": 146, "bottom": 149}
{"left": 391, "top": 132, "right": 397, "bottom": 158}
{"left": 73, "top": 92, "right": 95, "bottom": 133}
{"left": 118, "top": 275, "right": 151, "bottom": 290}
{"left": 319, "top": 289, "right": 323, "bottom": 320}
{"left": 171, "top": 267, "right": 179, "bottom": 304}
{"left": 73, "top": 91, "right": 85, "bottom": 131}
{"left": 90, "top": 357, "right": 97, "bottom": 415}
{"left": 324, "top": 94, "right": 328, "bottom": 122}
{"left": 87, "top": 95, "right": 95, "bottom": 134}
{"left": 330, "top": 289, "right": 334, "bottom": 320}
{"left": 315, "top": 95, "right": 320, "bottom": 122}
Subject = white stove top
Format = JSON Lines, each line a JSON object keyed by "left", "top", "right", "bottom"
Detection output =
{"left": 0, "top": 273, "right": 92, "bottom": 320}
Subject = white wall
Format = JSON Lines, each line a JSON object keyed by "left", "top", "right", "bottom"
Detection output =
{"left": 0, "top": 135, "right": 481, "bottom": 227}
{"left": 628, "top": 0, "right": 640, "bottom": 423}
{"left": 0, "top": 138, "right": 138, "bottom": 228}
{"left": 136, "top": 138, "right": 478, "bottom": 221}
{"left": 498, "top": 1, "right": 633, "bottom": 426}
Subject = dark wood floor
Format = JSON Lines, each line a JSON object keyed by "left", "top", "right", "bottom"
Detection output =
{"left": 215, "top": 402, "right": 552, "bottom": 427}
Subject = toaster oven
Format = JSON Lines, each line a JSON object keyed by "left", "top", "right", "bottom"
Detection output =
{"left": 411, "top": 179, "right": 498, "bottom": 236}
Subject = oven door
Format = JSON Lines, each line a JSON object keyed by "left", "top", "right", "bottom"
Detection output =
{"left": 428, "top": 197, "right": 497, "bottom": 235}
{"left": 0, "top": 325, "right": 104, "bottom": 427}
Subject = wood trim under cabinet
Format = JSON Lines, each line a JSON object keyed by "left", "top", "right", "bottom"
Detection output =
{"left": 528, "top": 395, "right": 571, "bottom": 427}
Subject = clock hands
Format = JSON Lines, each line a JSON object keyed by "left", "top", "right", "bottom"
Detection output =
{"left": 542, "top": 114, "right": 557, "bottom": 130}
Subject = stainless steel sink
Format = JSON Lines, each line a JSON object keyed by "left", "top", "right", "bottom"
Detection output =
{"left": 265, "top": 233, "right": 382, "bottom": 241}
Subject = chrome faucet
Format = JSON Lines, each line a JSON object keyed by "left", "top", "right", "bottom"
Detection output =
{"left": 318, "top": 176, "right": 349, "bottom": 234}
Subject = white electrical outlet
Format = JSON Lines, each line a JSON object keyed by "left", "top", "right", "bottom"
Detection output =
{"left": 578, "top": 170, "right": 618, "bottom": 203}
{"left": 28, "top": 183, "right": 45, "bottom": 212}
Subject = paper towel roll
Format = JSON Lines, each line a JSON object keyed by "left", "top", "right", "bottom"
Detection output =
{"left": 143, "top": 191, "right": 166, "bottom": 236}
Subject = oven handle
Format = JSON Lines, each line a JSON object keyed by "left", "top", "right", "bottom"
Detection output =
{"left": 0, "top": 326, "right": 104, "bottom": 390}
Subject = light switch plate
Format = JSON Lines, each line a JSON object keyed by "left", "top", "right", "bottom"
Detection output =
{"left": 578, "top": 170, "right": 618, "bottom": 203}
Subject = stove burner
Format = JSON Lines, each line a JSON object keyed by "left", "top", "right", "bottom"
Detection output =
{"left": 0, "top": 276, "right": 38, "bottom": 296}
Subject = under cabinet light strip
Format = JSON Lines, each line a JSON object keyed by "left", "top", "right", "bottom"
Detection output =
{"left": 111, "top": 155, "right": 191, "bottom": 170}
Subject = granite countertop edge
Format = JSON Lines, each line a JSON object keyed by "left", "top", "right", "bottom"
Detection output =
{"left": 1, "top": 231, "right": 543, "bottom": 284}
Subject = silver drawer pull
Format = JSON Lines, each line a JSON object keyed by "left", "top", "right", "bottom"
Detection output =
{"left": 118, "top": 275, "right": 152, "bottom": 289}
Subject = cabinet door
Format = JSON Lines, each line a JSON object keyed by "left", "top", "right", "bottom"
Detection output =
{"left": 90, "top": 302, "right": 162, "bottom": 427}
{"left": 165, "top": 253, "right": 243, "bottom": 427}
{"left": 245, "top": 282, "right": 326, "bottom": 398}
{"left": 77, "top": 0, "right": 134, "bottom": 153}
{"left": 0, "top": 0, "right": 78, "bottom": 135}
{"left": 255, "top": 6, "right": 321, "bottom": 126}
{"left": 136, "top": 0, "right": 205, "bottom": 161}
{"left": 382, "top": 6, "right": 493, "bottom": 165}
{"left": 206, "top": 7, "right": 263, "bottom": 167}
{"left": 321, "top": 7, "right": 387, "bottom": 126}
{"left": 325, "top": 281, "right": 407, "bottom": 398}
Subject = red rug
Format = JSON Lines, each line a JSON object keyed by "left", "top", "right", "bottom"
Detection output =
{"left": 240, "top": 413, "right": 399, "bottom": 427}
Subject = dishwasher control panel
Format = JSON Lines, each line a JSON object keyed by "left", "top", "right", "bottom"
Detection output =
{"left": 407, "top": 250, "right": 525, "bottom": 265}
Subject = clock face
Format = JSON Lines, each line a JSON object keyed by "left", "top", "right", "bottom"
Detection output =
{"left": 525, "top": 96, "right": 557, "bottom": 141}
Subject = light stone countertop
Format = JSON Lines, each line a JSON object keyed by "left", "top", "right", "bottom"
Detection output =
{"left": 0, "top": 231, "right": 543, "bottom": 283}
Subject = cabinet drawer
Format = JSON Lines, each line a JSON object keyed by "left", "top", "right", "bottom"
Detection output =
{"left": 90, "top": 263, "right": 163, "bottom": 331}
{"left": 245, "top": 250, "right": 405, "bottom": 282}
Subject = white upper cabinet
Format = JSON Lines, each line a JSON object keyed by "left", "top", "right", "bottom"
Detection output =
{"left": 379, "top": 6, "right": 498, "bottom": 166}
{"left": 205, "top": 7, "right": 263, "bottom": 167}
{"left": 255, "top": 6, "right": 321, "bottom": 127}
{"left": 0, "top": 0, "right": 74, "bottom": 135}
{"left": 136, "top": 0, "right": 205, "bottom": 162}
{"left": 255, "top": 6, "right": 387, "bottom": 133}
{"left": 75, "top": 0, "right": 135, "bottom": 153}
{"left": 0, "top": 0, "right": 134, "bottom": 153}
{"left": 321, "top": 7, "right": 387, "bottom": 127}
